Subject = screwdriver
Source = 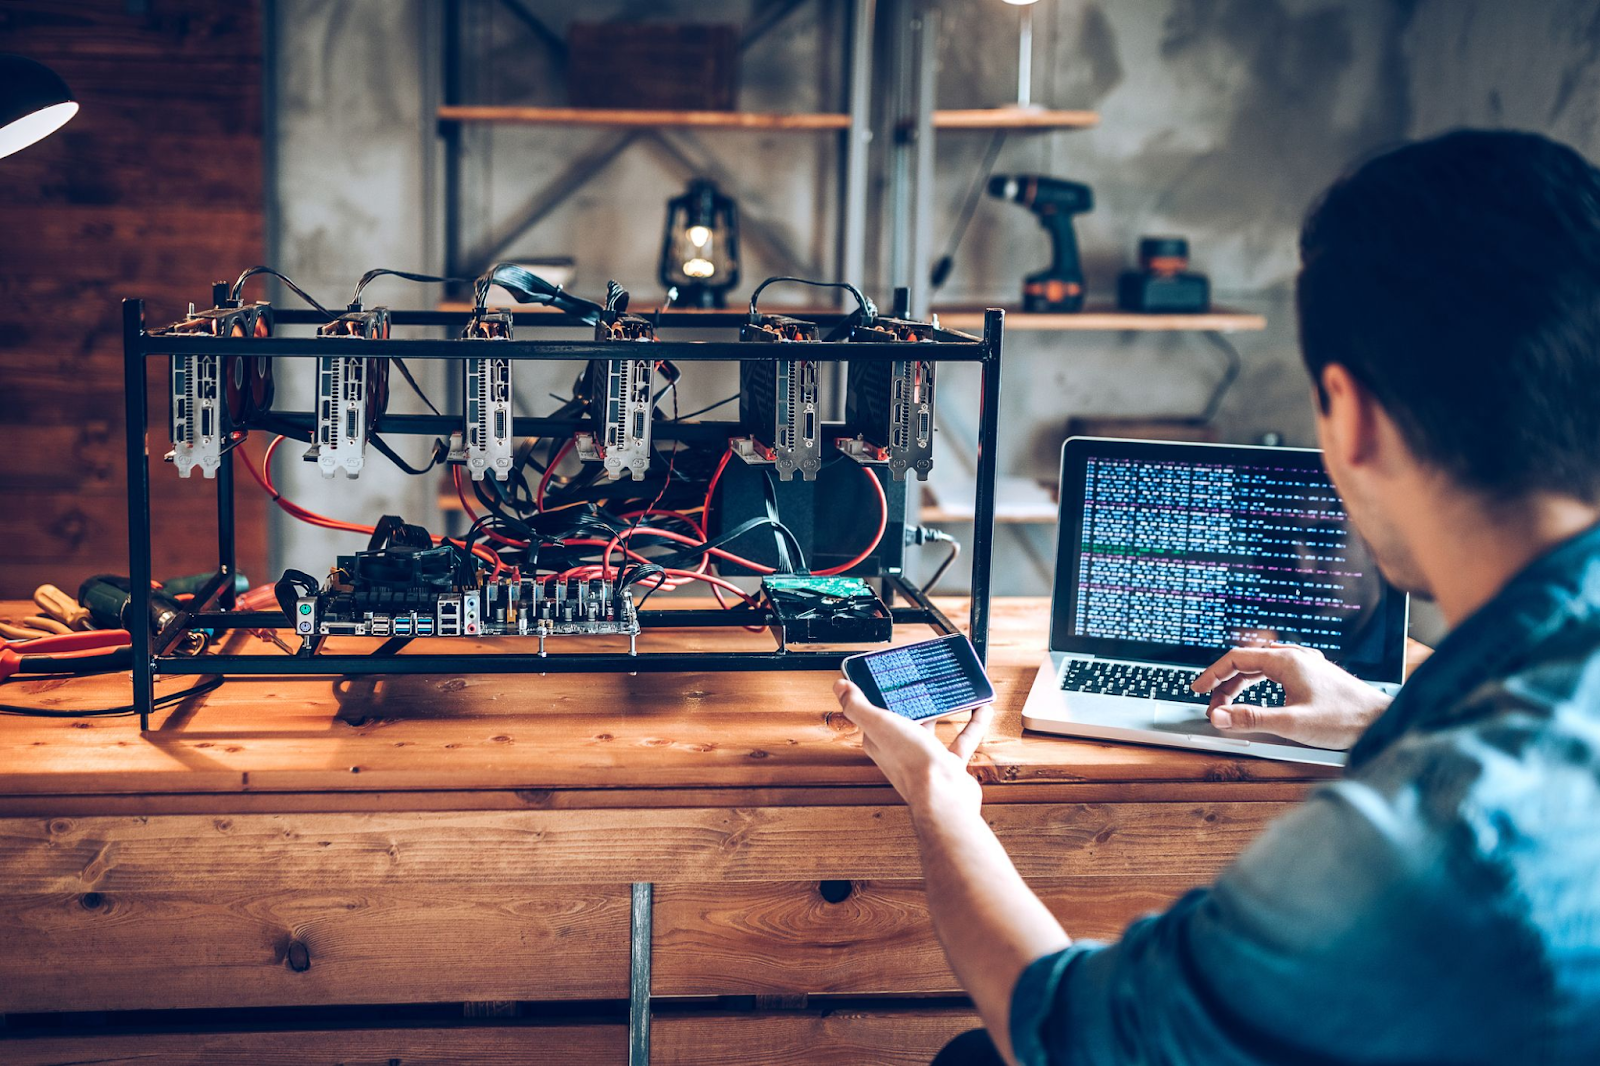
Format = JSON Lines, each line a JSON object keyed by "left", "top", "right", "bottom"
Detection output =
{"left": 33, "top": 584, "right": 92, "bottom": 630}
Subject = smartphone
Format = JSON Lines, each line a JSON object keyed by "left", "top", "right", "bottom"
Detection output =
{"left": 841, "top": 633, "right": 996, "bottom": 722}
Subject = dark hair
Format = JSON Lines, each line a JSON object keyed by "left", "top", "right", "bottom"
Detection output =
{"left": 1298, "top": 129, "right": 1600, "bottom": 501}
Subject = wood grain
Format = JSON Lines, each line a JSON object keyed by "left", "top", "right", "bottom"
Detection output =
{"left": 0, "top": 1025, "right": 626, "bottom": 1066}
{"left": 0, "top": 803, "right": 1281, "bottom": 892}
{"left": 933, "top": 306, "right": 1267, "bottom": 333}
{"left": 0, "top": 0, "right": 267, "bottom": 598}
{"left": 653, "top": 877, "right": 1191, "bottom": 995}
{"left": 653, "top": 1007, "right": 982, "bottom": 1065}
{"left": 0, "top": 881, "right": 629, "bottom": 1012}
{"left": 932, "top": 107, "right": 1099, "bottom": 130}
{"left": 0, "top": 598, "right": 1339, "bottom": 801}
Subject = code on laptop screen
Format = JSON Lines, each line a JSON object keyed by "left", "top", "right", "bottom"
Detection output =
{"left": 1066, "top": 449, "right": 1397, "bottom": 672}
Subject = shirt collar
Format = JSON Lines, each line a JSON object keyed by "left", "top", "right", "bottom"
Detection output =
{"left": 1347, "top": 520, "right": 1600, "bottom": 769}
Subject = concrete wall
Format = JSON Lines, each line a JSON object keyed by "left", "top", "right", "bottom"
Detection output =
{"left": 266, "top": 0, "right": 1600, "bottom": 604}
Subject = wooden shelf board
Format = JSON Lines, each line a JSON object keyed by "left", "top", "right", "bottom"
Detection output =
{"left": 933, "top": 306, "right": 1266, "bottom": 333}
{"left": 931, "top": 107, "right": 1099, "bottom": 131}
{"left": 437, "top": 105, "right": 851, "bottom": 131}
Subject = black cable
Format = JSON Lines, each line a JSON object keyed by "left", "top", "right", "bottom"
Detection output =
{"left": 748, "top": 276, "right": 876, "bottom": 322}
{"left": 351, "top": 268, "right": 475, "bottom": 307}
{"left": 925, "top": 538, "right": 963, "bottom": 594}
{"left": 390, "top": 359, "right": 442, "bottom": 416}
{"left": 674, "top": 393, "right": 739, "bottom": 421}
{"left": 230, "top": 266, "right": 336, "bottom": 318}
{"left": 0, "top": 675, "right": 226, "bottom": 719}
{"left": 474, "top": 262, "right": 606, "bottom": 324}
{"left": 1199, "top": 332, "right": 1244, "bottom": 423}
{"left": 930, "top": 131, "right": 1008, "bottom": 291}
{"left": 370, "top": 432, "right": 446, "bottom": 476}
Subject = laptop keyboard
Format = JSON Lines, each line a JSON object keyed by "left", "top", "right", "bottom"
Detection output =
{"left": 1060, "top": 659, "right": 1287, "bottom": 707}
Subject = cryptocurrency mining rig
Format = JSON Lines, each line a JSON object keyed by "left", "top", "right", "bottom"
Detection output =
{"left": 119, "top": 265, "right": 1004, "bottom": 727}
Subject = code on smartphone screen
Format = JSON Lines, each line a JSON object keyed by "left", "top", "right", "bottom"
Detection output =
{"left": 864, "top": 640, "right": 986, "bottom": 719}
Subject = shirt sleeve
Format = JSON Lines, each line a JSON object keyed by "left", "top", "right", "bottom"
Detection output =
{"left": 1006, "top": 769, "right": 1501, "bottom": 1066}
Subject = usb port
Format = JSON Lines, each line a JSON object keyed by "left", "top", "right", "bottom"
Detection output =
{"left": 370, "top": 616, "right": 391, "bottom": 636}
{"left": 393, "top": 616, "right": 413, "bottom": 636}
{"left": 415, "top": 617, "right": 434, "bottom": 636}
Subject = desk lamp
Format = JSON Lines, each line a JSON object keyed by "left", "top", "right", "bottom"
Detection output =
{"left": 0, "top": 55, "right": 78, "bottom": 160}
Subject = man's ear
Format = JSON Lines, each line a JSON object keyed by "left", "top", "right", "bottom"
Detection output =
{"left": 1318, "top": 363, "right": 1382, "bottom": 471}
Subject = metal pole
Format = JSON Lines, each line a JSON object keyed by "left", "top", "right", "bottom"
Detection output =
{"left": 217, "top": 441, "right": 237, "bottom": 610}
{"left": 441, "top": 0, "right": 463, "bottom": 292}
{"left": 629, "top": 882, "right": 653, "bottom": 1066}
{"left": 1016, "top": 3, "right": 1033, "bottom": 108}
{"left": 123, "top": 300, "right": 155, "bottom": 728}
{"left": 969, "top": 309, "right": 1004, "bottom": 662}
{"left": 841, "top": 0, "right": 874, "bottom": 290}
{"left": 909, "top": 4, "right": 937, "bottom": 319}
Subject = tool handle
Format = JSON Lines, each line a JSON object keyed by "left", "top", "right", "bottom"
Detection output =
{"left": 34, "top": 584, "right": 92, "bottom": 629}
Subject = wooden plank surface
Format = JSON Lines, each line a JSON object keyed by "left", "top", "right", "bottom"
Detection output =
{"left": 0, "top": 803, "right": 1282, "bottom": 892}
{"left": 933, "top": 306, "right": 1267, "bottom": 332}
{"left": 0, "top": 802, "right": 1282, "bottom": 1012}
{"left": 0, "top": 598, "right": 1338, "bottom": 801}
{"left": 437, "top": 105, "right": 852, "bottom": 130}
{"left": 932, "top": 106, "right": 1099, "bottom": 130}
{"left": 0, "top": 879, "right": 629, "bottom": 1012}
{"left": 0, "top": 1025, "right": 626, "bottom": 1066}
{"left": 653, "top": 1008, "right": 982, "bottom": 1065}
{"left": 653, "top": 876, "right": 1191, "bottom": 995}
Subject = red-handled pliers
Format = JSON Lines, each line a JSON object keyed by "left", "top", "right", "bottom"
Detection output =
{"left": 1, "top": 631, "right": 133, "bottom": 682}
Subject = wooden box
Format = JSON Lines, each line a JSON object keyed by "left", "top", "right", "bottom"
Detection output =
{"left": 567, "top": 22, "right": 740, "bottom": 111}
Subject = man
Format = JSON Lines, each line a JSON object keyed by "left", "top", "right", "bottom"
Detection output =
{"left": 837, "top": 129, "right": 1600, "bottom": 1065}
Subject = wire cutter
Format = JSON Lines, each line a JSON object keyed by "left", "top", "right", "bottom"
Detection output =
{"left": 1, "top": 631, "right": 133, "bottom": 683}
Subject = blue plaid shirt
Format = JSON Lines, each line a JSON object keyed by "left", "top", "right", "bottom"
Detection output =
{"left": 1010, "top": 523, "right": 1600, "bottom": 1065}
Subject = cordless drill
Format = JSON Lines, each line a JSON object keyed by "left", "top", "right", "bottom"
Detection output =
{"left": 988, "top": 175, "right": 1093, "bottom": 312}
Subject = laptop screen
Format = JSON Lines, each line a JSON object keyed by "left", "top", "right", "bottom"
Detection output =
{"left": 1049, "top": 438, "right": 1408, "bottom": 683}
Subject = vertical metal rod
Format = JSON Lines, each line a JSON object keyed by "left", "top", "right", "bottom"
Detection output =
{"left": 629, "top": 881, "right": 653, "bottom": 1066}
{"left": 841, "top": 0, "right": 874, "bottom": 290}
{"left": 969, "top": 310, "right": 1004, "bottom": 662}
{"left": 217, "top": 444, "right": 237, "bottom": 610}
{"left": 441, "top": 0, "right": 464, "bottom": 291}
{"left": 909, "top": 4, "right": 937, "bottom": 319}
{"left": 889, "top": 0, "right": 915, "bottom": 291}
{"left": 1016, "top": 3, "right": 1033, "bottom": 108}
{"left": 123, "top": 300, "right": 155, "bottom": 729}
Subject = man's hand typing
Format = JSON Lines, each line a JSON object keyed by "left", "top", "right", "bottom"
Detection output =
{"left": 1192, "top": 644, "right": 1392, "bottom": 750}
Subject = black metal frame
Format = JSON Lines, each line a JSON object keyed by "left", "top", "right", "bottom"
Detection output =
{"left": 122, "top": 301, "right": 1004, "bottom": 730}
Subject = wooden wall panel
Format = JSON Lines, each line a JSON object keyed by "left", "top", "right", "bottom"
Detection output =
{"left": 0, "top": 1025, "right": 627, "bottom": 1066}
{"left": 0, "top": 883, "right": 632, "bottom": 1013}
{"left": 653, "top": 1008, "right": 983, "bottom": 1066}
{"left": 0, "top": 1, "right": 268, "bottom": 597}
{"left": 652, "top": 876, "right": 1192, "bottom": 996}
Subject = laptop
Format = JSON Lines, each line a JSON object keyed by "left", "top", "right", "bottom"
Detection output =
{"left": 1021, "top": 437, "right": 1409, "bottom": 766}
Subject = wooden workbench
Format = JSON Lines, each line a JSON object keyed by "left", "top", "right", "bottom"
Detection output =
{"left": 0, "top": 598, "right": 1335, "bottom": 1065}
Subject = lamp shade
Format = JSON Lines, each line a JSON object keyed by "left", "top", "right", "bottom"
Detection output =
{"left": 0, "top": 54, "right": 78, "bottom": 161}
